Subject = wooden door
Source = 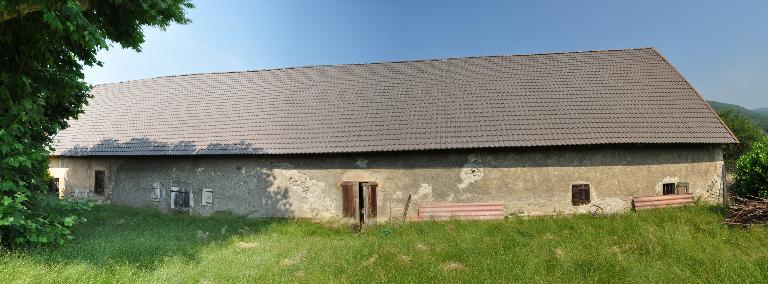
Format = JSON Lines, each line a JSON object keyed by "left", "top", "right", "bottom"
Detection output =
{"left": 341, "top": 181, "right": 377, "bottom": 224}
{"left": 341, "top": 182, "right": 356, "bottom": 218}
{"left": 364, "top": 183, "right": 378, "bottom": 223}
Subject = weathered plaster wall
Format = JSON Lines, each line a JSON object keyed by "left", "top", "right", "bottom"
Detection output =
{"left": 49, "top": 144, "right": 724, "bottom": 220}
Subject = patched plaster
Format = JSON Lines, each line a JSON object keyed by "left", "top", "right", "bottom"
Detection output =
{"left": 458, "top": 154, "right": 484, "bottom": 189}
{"left": 413, "top": 183, "right": 434, "bottom": 202}
{"left": 272, "top": 169, "right": 331, "bottom": 218}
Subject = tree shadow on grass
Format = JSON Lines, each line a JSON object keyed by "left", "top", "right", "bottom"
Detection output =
{"left": 18, "top": 205, "right": 295, "bottom": 271}
{"left": 39, "top": 137, "right": 306, "bottom": 270}
{"left": 702, "top": 204, "right": 729, "bottom": 216}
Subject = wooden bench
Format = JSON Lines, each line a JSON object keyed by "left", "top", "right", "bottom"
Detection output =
{"left": 632, "top": 194, "right": 695, "bottom": 210}
{"left": 417, "top": 202, "right": 504, "bottom": 221}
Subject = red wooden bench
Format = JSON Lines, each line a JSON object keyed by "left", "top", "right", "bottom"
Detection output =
{"left": 417, "top": 202, "right": 504, "bottom": 221}
{"left": 632, "top": 193, "right": 695, "bottom": 210}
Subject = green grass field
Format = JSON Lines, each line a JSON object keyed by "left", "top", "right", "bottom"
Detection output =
{"left": 1, "top": 205, "right": 767, "bottom": 283}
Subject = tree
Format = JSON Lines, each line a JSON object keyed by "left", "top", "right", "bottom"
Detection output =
{"left": 731, "top": 136, "right": 768, "bottom": 198}
{"left": 718, "top": 110, "right": 765, "bottom": 170}
{"left": 1, "top": 0, "right": 192, "bottom": 246}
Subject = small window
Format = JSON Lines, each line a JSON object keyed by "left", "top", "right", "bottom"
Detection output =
{"left": 94, "top": 170, "right": 105, "bottom": 195}
{"left": 663, "top": 183, "right": 676, "bottom": 195}
{"left": 572, "top": 184, "right": 590, "bottom": 206}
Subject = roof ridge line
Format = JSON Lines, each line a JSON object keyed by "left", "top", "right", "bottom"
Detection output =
{"left": 91, "top": 47, "right": 656, "bottom": 87}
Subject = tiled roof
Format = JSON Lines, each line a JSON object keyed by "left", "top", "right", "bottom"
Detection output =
{"left": 52, "top": 47, "right": 737, "bottom": 156}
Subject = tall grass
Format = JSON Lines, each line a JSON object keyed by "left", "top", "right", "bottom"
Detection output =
{"left": 1, "top": 205, "right": 767, "bottom": 283}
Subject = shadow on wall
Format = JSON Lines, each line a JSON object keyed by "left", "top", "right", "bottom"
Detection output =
{"left": 57, "top": 137, "right": 722, "bottom": 170}
{"left": 59, "top": 137, "right": 296, "bottom": 217}
{"left": 237, "top": 167, "right": 294, "bottom": 218}
{"left": 60, "top": 137, "right": 266, "bottom": 156}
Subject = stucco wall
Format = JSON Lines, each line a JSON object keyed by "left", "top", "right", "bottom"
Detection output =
{"left": 49, "top": 144, "right": 724, "bottom": 221}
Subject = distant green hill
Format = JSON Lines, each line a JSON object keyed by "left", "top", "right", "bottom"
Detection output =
{"left": 708, "top": 100, "right": 768, "bottom": 130}
{"left": 754, "top": 108, "right": 768, "bottom": 116}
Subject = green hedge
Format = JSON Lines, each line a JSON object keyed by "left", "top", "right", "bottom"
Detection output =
{"left": 731, "top": 136, "right": 768, "bottom": 198}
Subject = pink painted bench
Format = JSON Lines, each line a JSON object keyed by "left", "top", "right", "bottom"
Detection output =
{"left": 417, "top": 202, "right": 504, "bottom": 221}
{"left": 632, "top": 193, "right": 695, "bottom": 210}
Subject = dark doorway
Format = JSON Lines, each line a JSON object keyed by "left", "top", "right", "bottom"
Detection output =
{"left": 48, "top": 178, "right": 60, "bottom": 195}
{"left": 94, "top": 170, "right": 105, "bottom": 195}
{"left": 358, "top": 182, "right": 367, "bottom": 224}
{"left": 663, "top": 183, "right": 676, "bottom": 195}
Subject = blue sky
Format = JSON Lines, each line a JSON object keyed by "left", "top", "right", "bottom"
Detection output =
{"left": 84, "top": 0, "right": 768, "bottom": 108}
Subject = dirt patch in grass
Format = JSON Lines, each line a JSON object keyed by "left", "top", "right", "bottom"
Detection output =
{"left": 554, "top": 248, "right": 565, "bottom": 259}
{"left": 414, "top": 243, "right": 429, "bottom": 252}
{"left": 442, "top": 261, "right": 465, "bottom": 271}
{"left": 362, "top": 254, "right": 378, "bottom": 266}
{"left": 281, "top": 250, "right": 307, "bottom": 267}
{"left": 236, "top": 242, "right": 258, "bottom": 249}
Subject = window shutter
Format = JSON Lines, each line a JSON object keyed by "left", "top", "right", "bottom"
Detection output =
{"left": 367, "top": 183, "right": 377, "bottom": 219}
{"left": 152, "top": 183, "right": 163, "bottom": 202}
{"left": 341, "top": 182, "right": 355, "bottom": 218}
{"left": 676, "top": 182, "right": 689, "bottom": 194}
{"left": 152, "top": 186, "right": 161, "bottom": 202}
{"left": 202, "top": 189, "right": 214, "bottom": 206}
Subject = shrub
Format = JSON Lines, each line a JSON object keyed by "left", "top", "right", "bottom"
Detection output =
{"left": 0, "top": 191, "right": 92, "bottom": 246}
{"left": 731, "top": 136, "right": 768, "bottom": 198}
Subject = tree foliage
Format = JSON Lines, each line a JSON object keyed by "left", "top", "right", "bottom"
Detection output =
{"left": 718, "top": 110, "right": 766, "bottom": 169}
{"left": 732, "top": 136, "right": 768, "bottom": 198}
{"left": 0, "top": 0, "right": 192, "bottom": 246}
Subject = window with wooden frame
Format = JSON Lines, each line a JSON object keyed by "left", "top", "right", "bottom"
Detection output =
{"left": 571, "top": 184, "right": 590, "bottom": 206}
{"left": 94, "top": 170, "right": 105, "bottom": 195}
{"left": 662, "top": 183, "right": 676, "bottom": 195}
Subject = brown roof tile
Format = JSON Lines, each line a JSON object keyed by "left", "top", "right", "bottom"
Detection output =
{"left": 52, "top": 47, "right": 737, "bottom": 156}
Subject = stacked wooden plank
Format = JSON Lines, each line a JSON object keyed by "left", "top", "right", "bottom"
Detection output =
{"left": 632, "top": 194, "right": 695, "bottom": 210}
{"left": 417, "top": 202, "right": 504, "bottom": 221}
{"left": 726, "top": 196, "right": 768, "bottom": 225}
